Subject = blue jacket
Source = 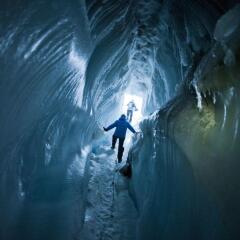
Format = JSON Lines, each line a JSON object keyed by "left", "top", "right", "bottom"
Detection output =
{"left": 106, "top": 116, "right": 136, "bottom": 138}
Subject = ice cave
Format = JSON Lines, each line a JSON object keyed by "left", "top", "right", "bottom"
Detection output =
{"left": 0, "top": 0, "right": 240, "bottom": 239}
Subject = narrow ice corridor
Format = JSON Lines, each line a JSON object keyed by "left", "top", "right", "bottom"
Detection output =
{"left": 80, "top": 137, "right": 138, "bottom": 240}
{"left": 1, "top": 1, "right": 240, "bottom": 240}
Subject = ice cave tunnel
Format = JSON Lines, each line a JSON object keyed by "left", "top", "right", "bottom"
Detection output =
{"left": 1, "top": 0, "right": 240, "bottom": 240}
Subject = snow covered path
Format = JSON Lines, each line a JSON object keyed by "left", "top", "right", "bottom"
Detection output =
{"left": 81, "top": 140, "right": 138, "bottom": 240}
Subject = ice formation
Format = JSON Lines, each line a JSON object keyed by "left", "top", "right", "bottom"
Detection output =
{"left": 0, "top": 1, "right": 240, "bottom": 240}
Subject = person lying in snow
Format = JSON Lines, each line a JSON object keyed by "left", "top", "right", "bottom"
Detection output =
{"left": 103, "top": 114, "right": 136, "bottom": 163}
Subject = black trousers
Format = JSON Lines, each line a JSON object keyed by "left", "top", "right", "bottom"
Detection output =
{"left": 127, "top": 110, "right": 133, "bottom": 122}
{"left": 112, "top": 135, "right": 125, "bottom": 163}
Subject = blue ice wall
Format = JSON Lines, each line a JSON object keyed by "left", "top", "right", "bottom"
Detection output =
{"left": 129, "top": 108, "right": 226, "bottom": 240}
{"left": 0, "top": 1, "right": 240, "bottom": 240}
{"left": 0, "top": 1, "right": 96, "bottom": 239}
{"left": 0, "top": 1, "right": 134, "bottom": 239}
{"left": 128, "top": 4, "right": 240, "bottom": 240}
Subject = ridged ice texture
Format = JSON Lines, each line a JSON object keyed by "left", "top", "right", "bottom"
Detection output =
{"left": 128, "top": 114, "right": 225, "bottom": 240}
{"left": 127, "top": 0, "right": 221, "bottom": 111}
{"left": 0, "top": 1, "right": 240, "bottom": 240}
{"left": 83, "top": 0, "right": 133, "bottom": 119}
{"left": 0, "top": 1, "right": 97, "bottom": 239}
{"left": 83, "top": 0, "right": 221, "bottom": 114}
{"left": 128, "top": 4, "right": 240, "bottom": 240}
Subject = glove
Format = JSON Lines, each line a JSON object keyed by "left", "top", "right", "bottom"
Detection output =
{"left": 103, "top": 127, "right": 107, "bottom": 132}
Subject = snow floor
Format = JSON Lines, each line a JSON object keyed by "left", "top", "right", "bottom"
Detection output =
{"left": 81, "top": 137, "right": 138, "bottom": 240}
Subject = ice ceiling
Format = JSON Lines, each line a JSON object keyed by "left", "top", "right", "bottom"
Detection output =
{"left": 0, "top": 0, "right": 240, "bottom": 240}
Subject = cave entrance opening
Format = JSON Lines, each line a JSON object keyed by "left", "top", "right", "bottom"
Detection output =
{"left": 122, "top": 93, "right": 143, "bottom": 125}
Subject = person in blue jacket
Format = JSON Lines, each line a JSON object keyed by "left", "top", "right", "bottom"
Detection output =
{"left": 103, "top": 114, "right": 136, "bottom": 163}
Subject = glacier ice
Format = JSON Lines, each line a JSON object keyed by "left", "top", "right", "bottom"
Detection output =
{"left": 0, "top": 1, "right": 240, "bottom": 240}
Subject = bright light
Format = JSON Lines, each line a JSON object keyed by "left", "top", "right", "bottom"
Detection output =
{"left": 122, "top": 93, "right": 143, "bottom": 125}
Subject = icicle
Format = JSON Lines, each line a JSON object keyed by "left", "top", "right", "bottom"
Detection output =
{"left": 234, "top": 118, "right": 239, "bottom": 141}
{"left": 194, "top": 83, "right": 203, "bottom": 111}
{"left": 221, "top": 104, "right": 227, "bottom": 131}
{"left": 213, "top": 92, "right": 216, "bottom": 104}
{"left": 203, "top": 91, "right": 206, "bottom": 98}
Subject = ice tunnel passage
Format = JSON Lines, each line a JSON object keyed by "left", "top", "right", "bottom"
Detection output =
{"left": 1, "top": 0, "right": 240, "bottom": 240}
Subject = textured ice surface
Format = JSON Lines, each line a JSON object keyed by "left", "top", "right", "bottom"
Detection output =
{"left": 214, "top": 4, "right": 240, "bottom": 42}
{"left": 1, "top": 1, "right": 240, "bottom": 240}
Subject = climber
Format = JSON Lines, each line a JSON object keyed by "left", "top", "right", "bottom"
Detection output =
{"left": 103, "top": 114, "right": 136, "bottom": 163}
{"left": 127, "top": 100, "right": 137, "bottom": 122}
